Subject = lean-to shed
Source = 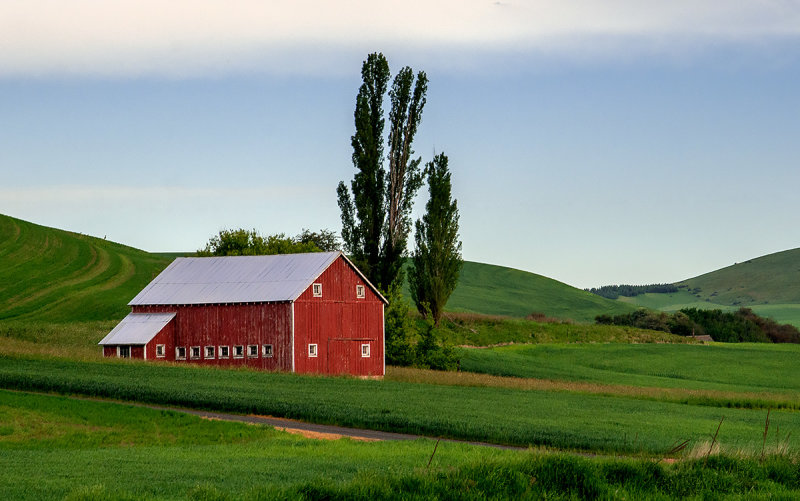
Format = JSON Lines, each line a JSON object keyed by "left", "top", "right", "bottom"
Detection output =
{"left": 99, "top": 251, "right": 387, "bottom": 377}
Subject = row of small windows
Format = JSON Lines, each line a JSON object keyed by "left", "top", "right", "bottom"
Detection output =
{"left": 160, "top": 344, "right": 274, "bottom": 360}
{"left": 153, "top": 342, "right": 370, "bottom": 360}
{"left": 311, "top": 283, "right": 366, "bottom": 299}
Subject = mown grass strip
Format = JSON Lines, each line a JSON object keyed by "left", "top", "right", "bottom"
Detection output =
{"left": 1, "top": 355, "right": 799, "bottom": 455}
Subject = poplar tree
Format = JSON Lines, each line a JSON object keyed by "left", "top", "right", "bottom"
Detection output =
{"left": 337, "top": 52, "right": 428, "bottom": 291}
{"left": 381, "top": 67, "right": 428, "bottom": 289}
{"left": 337, "top": 53, "right": 390, "bottom": 282}
{"left": 409, "top": 153, "right": 462, "bottom": 326}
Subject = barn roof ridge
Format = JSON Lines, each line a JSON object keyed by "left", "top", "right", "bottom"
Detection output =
{"left": 129, "top": 251, "right": 387, "bottom": 306}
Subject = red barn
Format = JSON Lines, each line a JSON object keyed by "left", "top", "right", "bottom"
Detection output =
{"left": 99, "top": 251, "right": 387, "bottom": 377}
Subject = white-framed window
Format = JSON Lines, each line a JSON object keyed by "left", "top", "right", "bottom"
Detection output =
{"left": 262, "top": 344, "right": 274, "bottom": 358}
{"left": 308, "top": 344, "right": 318, "bottom": 357}
{"left": 190, "top": 346, "right": 201, "bottom": 360}
{"left": 233, "top": 345, "right": 244, "bottom": 358}
{"left": 356, "top": 285, "right": 365, "bottom": 298}
{"left": 176, "top": 346, "right": 187, "bottom": 360}
{"left": 247, "top": 345, "right": 258, "bottom": 358}
{"left": 118, "top": 346, "right": 131, "bottom": 358}
{"left": 219, "top": 346, "right": 230, "bottom": 359}
{"left": 312, "top": 283, "right": 322, "bottom": 297}
{"left": 204, "top": 346, "right": 215, "bottom": 359}
{"left": 155, "top": 344, "right": 165, "bottom": 358}
{"left": 361, "top": 344, "right": 370, "bottom": 358}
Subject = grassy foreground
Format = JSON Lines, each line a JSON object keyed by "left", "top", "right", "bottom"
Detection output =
{"left": 1, "top": 354, "right": 798, "bottom": 456}
{"left": 3, "top": 390, "right": 800, "bottom": 500}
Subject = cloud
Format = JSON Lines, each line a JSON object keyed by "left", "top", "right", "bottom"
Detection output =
{"left": 0, "top": 1, "right": 798, "bottom": 76}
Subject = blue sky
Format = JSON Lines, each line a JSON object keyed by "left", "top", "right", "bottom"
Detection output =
{"left": 1, "top": 1, "right": 799, "bottom": 288}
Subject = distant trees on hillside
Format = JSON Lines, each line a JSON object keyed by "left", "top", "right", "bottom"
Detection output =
{"left": 596, "top": 307, "right": 800, "bottom": 343}
{"left": 586, "top": 283, "right": 679, "bottom": 299}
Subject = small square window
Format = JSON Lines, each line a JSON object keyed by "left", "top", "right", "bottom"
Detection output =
{"left": 205, "top": 346, "right": 215, "bottom": 359}
{"left": 118, "top": 346, "right": 131, "bottom": 358}
{"left": 262, "top": 344, "right": 274, "bottom": 358}
{"left": 247, "top": 345, "right": 258, "bottom": 358}
{"left": 308, "top": 344, "right": 318, "bottom": 358}
{"left": 190, "top": 346, "right": 201, "bottom": 360}
{"left": 233, "top": 345, "right": 244, "bottom": 358}
{"left": 155, "top": 344, "right": 165, "bottom": 358}
{"left": 356, "top": 285, "right": 365, "bottom": 298}
{"left": 312, "top": 283, "right": 322, "bottom": 297}
{"left": 361, "top": 344, "right": 370, "bottom": 358}
{"left": 219, "top": 346, "right": 230, "bottom": 359}
{"left": 176, "top": 347, "right": 186, "bottom": 360}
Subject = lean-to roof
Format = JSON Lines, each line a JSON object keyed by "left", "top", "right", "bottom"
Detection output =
{"left": 98, "top": 312, "right": 176, "bottom": 345}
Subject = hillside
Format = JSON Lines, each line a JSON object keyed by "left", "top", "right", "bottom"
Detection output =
{"left": 617, "top": 247, "right": 800, "bottom": 327}
{"left": 419, "top": 261, "right": 634, "bottom": 322}
{"left": 678, "top": 248, "right": 800, "bottom": 305}
{"left": 0, "top": 214, "right": 171, "bottom": 322}
{"left": 0, "top": 214, "right": 632, "bottom": 324}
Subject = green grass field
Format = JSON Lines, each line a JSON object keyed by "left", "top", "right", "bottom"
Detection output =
{"left": 460, "top": 343, "right": 800, "bottom": 396}
{"left": 6, "top": 391, "right": 800, "bottom": 500}
{"left": 1, "top": 354, "right": 798, "bottom": 457}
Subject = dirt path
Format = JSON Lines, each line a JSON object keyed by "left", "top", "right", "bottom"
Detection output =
{"left": 50, "top": 392, "right": 528, "bottom": 450}
{"left": 147, "top": 404, "right": 528, "bottom": 450}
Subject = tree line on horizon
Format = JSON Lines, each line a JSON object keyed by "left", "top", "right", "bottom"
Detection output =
{"left": 586, "top": 283, "right": 679, "bottom": 299}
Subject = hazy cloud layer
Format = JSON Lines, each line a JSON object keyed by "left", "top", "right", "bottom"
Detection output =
{"left": 1, "top": 1, "right": 798, "bottom": 76}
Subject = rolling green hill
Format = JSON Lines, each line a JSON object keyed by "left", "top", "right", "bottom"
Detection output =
{"left": 617, "top": 248, "right": 800, "bottom": 326}
{"left": 417, "top": 261, "right": 634, "bottom": 322}
{"left": 678, "top": 248, "right": 800, "bottom": 305}
{"left": 0, "top": 213, "right": 632, "bottom": 324}
{"left": 0, "top": 214, "right": 171, "bottom": 323}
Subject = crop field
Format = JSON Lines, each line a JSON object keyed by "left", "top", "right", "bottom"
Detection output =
{"left": 1, "top": 354, "right": 799, "bottom": 457}
{"left": 460, "top": 342, "right": 800, "bottom": 394}
{"left": 6, "top": 391, "right": 800, "bottom": 500}
{"left": 0, "top": 390, "right": 517, "bottom": 500}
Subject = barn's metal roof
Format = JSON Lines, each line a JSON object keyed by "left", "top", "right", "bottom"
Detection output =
{"left": 98, "top": 312, "right": 175, "bottom": 345}
{"left": 129, "top": 252, "right": 345, "bottom": 306}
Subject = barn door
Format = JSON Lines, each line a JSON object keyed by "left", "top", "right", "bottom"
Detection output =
{"left": 329, "top": 339, "right": 365, "bottom": 375}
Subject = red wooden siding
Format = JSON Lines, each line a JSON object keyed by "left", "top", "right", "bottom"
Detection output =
{"left": 133, "top": 302, "right": 293, "bottom": 371}
{"left": 294, "top": 256, "right": 384, "bottom": 376}
{"left": 104, "top": 254, "right": 385, "bottom": 376}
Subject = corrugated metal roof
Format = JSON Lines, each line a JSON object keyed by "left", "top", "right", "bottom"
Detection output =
{"left": 98, "top": 312, "right": 176, "bottom": 345}
{"left": 129, "top": 252, "right": 342, "bottom": 306}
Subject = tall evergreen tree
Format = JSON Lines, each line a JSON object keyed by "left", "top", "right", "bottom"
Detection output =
{"left": 337, "top": 53, "right": 428, "bottom": 291}
{"left": 381, "top": 67, "right": 428, "bottom": 289}
{"left": 337, "top": 53, "right": 390, "bottom": 283}
{"left": 409, "top": 153, "right": 462, "bottom": 326}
